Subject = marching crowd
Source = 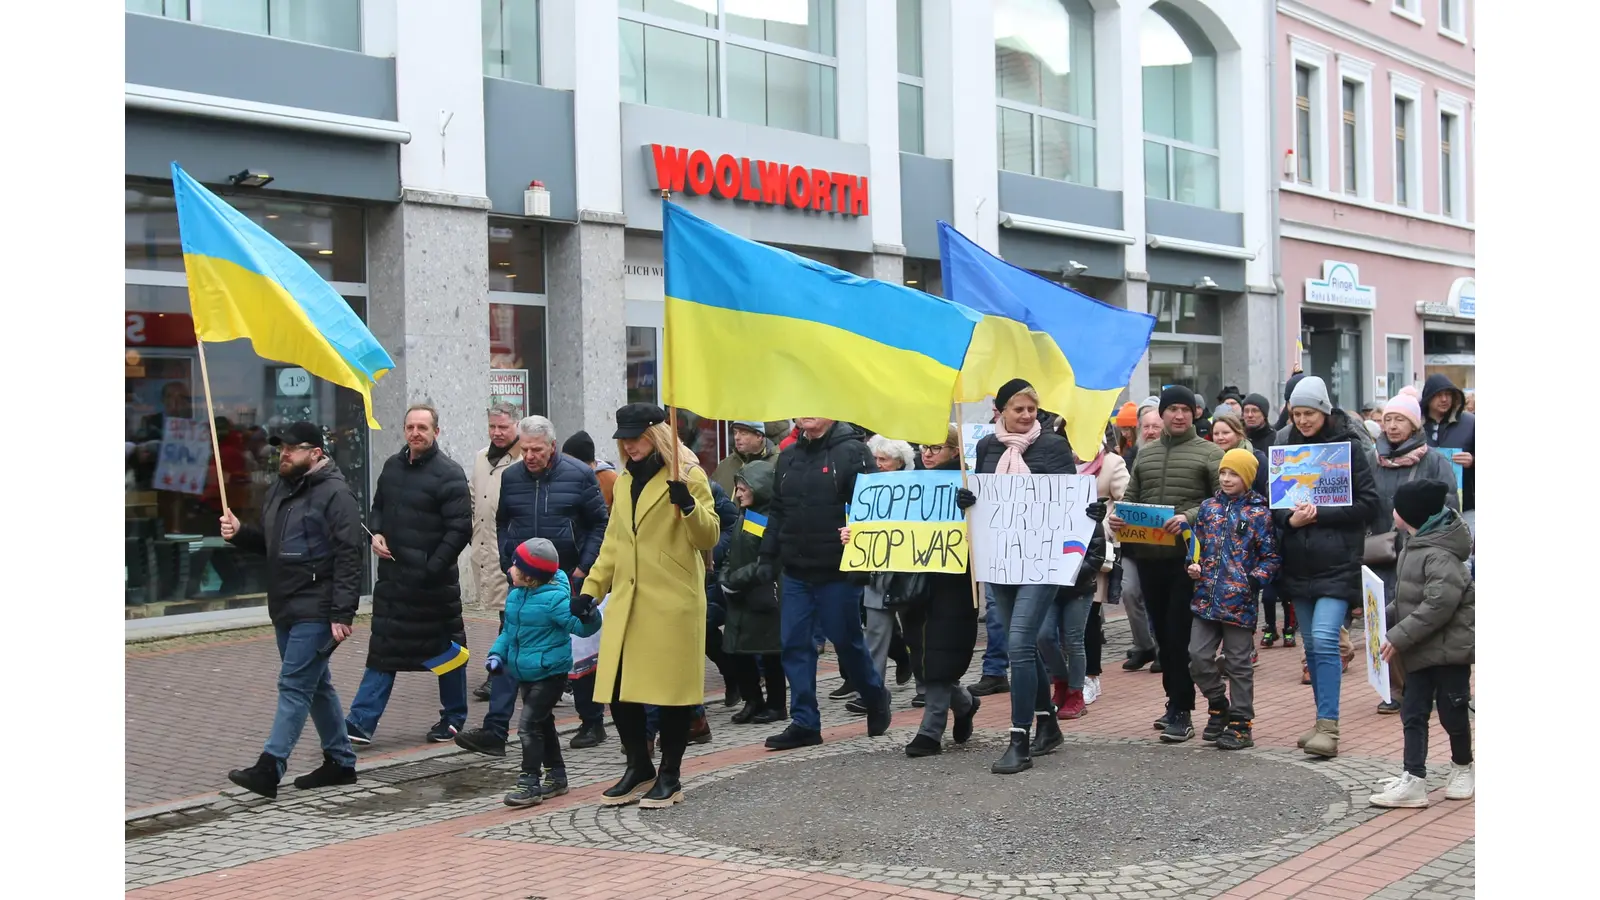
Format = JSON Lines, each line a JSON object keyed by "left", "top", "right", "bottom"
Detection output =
{"left": 220, "top": 368, "right": 1475, "bottom": 814}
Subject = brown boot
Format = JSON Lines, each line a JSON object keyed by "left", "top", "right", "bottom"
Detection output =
{"left": 1303, "top": 718, "right": 1339, "bottom": 758}
{"left": 688, "top": 713, "right": 712, "bottom": 745}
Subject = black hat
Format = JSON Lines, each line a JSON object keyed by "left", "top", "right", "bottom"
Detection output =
{"left": 994, "top": 378, "right": 1035, "bottom": 410}
{"left": 269, "top": 421, "right": 324, "bottom": 450}
{"left": 1393, "top": 479, "right": 1450, "bottom": 530}
{"left": 1158, "top": 385, "right": 1197, "bottom": 415}
{"left": 1243, "top": 393, "right": 1273, "bottom": 417}
{"left": 562, "top": 430, "right": 596, "bottom": 464}
{"left": 612, "top": 402, "right": 667, "bottom": 439}
{"left": 1217, "top": 385, "right": 1244, "bottom": 404}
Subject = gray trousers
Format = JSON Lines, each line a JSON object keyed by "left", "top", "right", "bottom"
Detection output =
{"left": 1120, "top": 560, "right": 1158, "bottom": 652}
{"left": 864, "top": 606, "right": 924, "bottom": 694}
{"left": 1188, "top": 617, "right": 1255, "bottom": 720}
{"left": 917, "top": 681, "right": 974, "bottom": 741}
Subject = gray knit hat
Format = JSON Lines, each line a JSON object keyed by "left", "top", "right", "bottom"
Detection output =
{"left": 1288, "top": 375, "right": 1333, "bottom": 415}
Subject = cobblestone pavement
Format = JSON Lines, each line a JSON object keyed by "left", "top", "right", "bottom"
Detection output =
{"left": 126, "top": 608, "right": 1474, "bottom": 899}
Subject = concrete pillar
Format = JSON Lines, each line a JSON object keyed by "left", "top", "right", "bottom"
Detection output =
{"left": 545, "top": 217, "right": 628, "bottom": 446}
{"left": 837, "top": 0, "right": 903, "bottom": 252}
{"left": 845, "top": 250, "right": 906, "bottom": 286}
{"left": 1223, "top": 287, "right": 1280, "bottom": 398}
{"left": 924, "top": 0, "right": 998, "bottom": 251}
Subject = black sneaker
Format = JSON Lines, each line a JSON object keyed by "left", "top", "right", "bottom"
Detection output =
{"left": 1201, "top": 706, "right": 1228, "bottom": 743}
{"left": 293, "top": 753, "right": 357, "bottom": 790}
{"left": 751, "top": 705, "right": 788, "bottom": 724}
{"left": 1153, "top": 705, "right": 1176, "bottom": 731}
{"left": 1122, "top": 649, "right": 1157, "bottom": 671}
{"left": 472, "top": 677, "right": 493, "bottom": 702}
{"left": 905, "top": 734, "right": 941, "bottom": 757}
{"left": 427, "top": 720, "right": 459, "bottom": 743}
{"left": 911, "top": 693, "right": 927, "bottom": 708}
{"left": 828, "top": 681, "right": 858, "bottom": 701}
{"left": 953, "top": 695, "right": 981, "bottom": 743}
{"left": 1160, "top": 709, "right": 1195, "bottom": 743}
{"left": 345, "top": 721, "right": 372, "bottom": 746}
{"left": 764, "top": 723, "right": 823, "bottom": 751}
{"left": 569, "top": 722, "right": 608, "bottom": 749}
{"left": 969, "top": 674, "right": 1010, "bottom": 696}
{"left": 1376, "top": 700, "right": 1402, "bottom": 715}
{"left": 866, "top": 688, "right": 892, "bottom": 737}
{"left": 228, "top": 752, "right": 283, "bottom": 799}
{"left": 1216, "top": 720, "right": 1254, "bottom": 751}
{"left": 542, "top": 771, "right": 569, "bottom": 798}
{"left": 1150, "top": 659, "right": 1164, "bottom": 674}
{"left": 722, "top": 684, "right": 742, "bottom": 708}
{"left": 844, "top": 697, "right": 869, "bottom": 715}
{"left": 896, "top": 663, "right": 913, "bottom": 685}
{"left": 455, "top": 727, "right": 507, "bottom": 757}
{"left": 503, "top": 773, "right": 543, "bottom": 807}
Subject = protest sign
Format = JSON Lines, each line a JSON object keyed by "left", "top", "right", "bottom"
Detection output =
{"left": 969, "top": 473, "right": 1098, "bottom": 586}
{"left": 1112, "top": 502, "right": 1177, "bottom": 546}
{"left": 154, "top": 417, "right": 213, "bottom": 496}
{"left": 1438, "top": 447, "right": 1465, "bottom": 506}
{"left": 962, "top": 423, "right": 995, "bottom": 470}
{"left": 1361, "top": 565, "right": 1391, "bottom": 704}
{"left": 1268, "top": 442, "right": 1353, "bottom": 510}
{"left": 841, "top": 470, "right": 968, "bottom": 574}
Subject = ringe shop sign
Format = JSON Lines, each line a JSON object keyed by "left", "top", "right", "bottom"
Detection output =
{"left": 1305, "top": 260, "right": 1376, "bottom": 311}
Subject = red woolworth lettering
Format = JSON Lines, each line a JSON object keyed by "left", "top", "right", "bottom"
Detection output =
{"left": 830, "top": 172, "right": 854, "bottom": 212}
{"left": 686, "top": 149, "right": 715, "bottom": 194}
{"left": 738, "top": 158, "right": 762, "bottom": 201}
{"left": 787, "top": 165, "right": 812, "bottom": 209}
{"left": 713, "top": 154, "right": 741, "bottom": 199}
{"left": 651, "top": 144, "right": 689, "bottom": 193}
{"left": 758, "top": 160, "right": 789, "bottom": 205}
{"left": 809, "top": 168, "right": 833, "bottom": 211}
{"left": 850, "top": 176, "right": 870, "bottom": 216}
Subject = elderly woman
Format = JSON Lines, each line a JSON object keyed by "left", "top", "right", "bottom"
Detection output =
{"left": 848, "top": 434, "right": 920, "bottom": 713}
{"left": 578, "top": 403, "right": 720, "bottom": 809}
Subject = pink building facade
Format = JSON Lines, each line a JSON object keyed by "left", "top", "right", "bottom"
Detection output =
{"left": 1276, "top": 0, "right": 1474, "bottom": 411}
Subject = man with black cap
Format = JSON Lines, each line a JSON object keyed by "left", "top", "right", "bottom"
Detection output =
{"left": 1109, "top": 385, "right": 1223, "bottom": 743}
{"left": 712, "top": 420, "right": 780, "bottom": 496}
{"left": 221, "top": 421, "right": 363, "bottom": 798}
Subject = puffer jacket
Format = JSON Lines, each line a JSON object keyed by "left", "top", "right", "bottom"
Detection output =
{"left": 489, "top": 569, "right": 602, "bottom": 683}
{"left": 760, "top": 421, "right": 876, "bottom": 580}
{"left": 227, "top": 458, "right": 364, "bottom": 627}
{"left": 1121, "top": 426, "right": 1223, "bottom": 561}
{"left": 721, "top": 459, "right": 782, "bottom": 655}
{"left": 1190, "top": 489, "right": 1280, "bottom": 630}
{"left": 1420, "top": 374, "right": 1476, "bottom": 511}
{"left": 898, "top": 458, "right": 979, "bottom": 684}
{"left": 496, "top": 453, "right": 609, "bottom": 578}
{"left": 1385, "top": 510, "right": 1474, "bottom": 669}
{"left": 1271, "top": 409, "right": 1381, "bottom": 604}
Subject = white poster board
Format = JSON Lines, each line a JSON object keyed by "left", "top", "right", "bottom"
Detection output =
{"left": 1361, "top": 565, "right": 1391, "bottom": 704}
{"left": 969, "top": 473, "right": 1098, "bottom": 586}
{"left": 153, "top": 416, "right": 212, "bottom": 496}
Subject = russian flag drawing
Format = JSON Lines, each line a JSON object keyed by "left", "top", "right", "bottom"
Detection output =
{"left": 1062, "top": 540, "right": 1087, "bottom": 556}
{"left": 423, "top": 642, "right": 470, "bottom": 676}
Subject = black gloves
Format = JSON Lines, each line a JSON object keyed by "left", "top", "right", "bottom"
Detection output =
{"left": 667, "top": 480, "right": 695, "bottom": 514}
{"left": 570, "top": 594, "right": 597, "bottom": 620}
{"left": 755, "top": 562, "right": 775, "bottom": 586}
{"left": 955, "top": 488, "right": 977, "bottom": 511}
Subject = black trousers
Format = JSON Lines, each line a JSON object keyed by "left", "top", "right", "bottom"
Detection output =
{"left": 731, "top": 652, "right": 787, "bottom": 712}
{"left": 705, "top": 620, "right": 735, "bottom": 685}
{"left": 1260, "top": 583, "right": 1297, "bottom": 634}
{"left": 1134, "top": 558, "right": 1198, "bottom": 711}
{"left": 888, "top": 617, "right": 911, "bottom": 670}
{"left": 1401, "top": 663, "right": 1473, "bottom": 778}
{"left": 609, "top": 658, "right": 693, "bottom": 776}
{"left": 1084, "top": 601, "right": 1104, "bottom": 677}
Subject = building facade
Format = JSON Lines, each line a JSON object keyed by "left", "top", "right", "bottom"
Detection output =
{"left": 124, "top": 0, "right": 1273, "bottom": 622}
{"left": 1276, "top": 0, "right": 1474, "bottom": 412}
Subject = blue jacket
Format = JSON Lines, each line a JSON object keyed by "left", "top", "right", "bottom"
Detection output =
{"left": 488, "top": 570, "right": 602, "bottom": 683}
{"left": 496, "top": 453, "right": 609, "bottom": 577}
{"left": 1191, "top": 489, "right": 1281, "bottom": 630}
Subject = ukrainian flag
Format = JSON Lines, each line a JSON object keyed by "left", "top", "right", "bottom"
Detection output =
{"left": 937, "top": 222, "right": 1156, "bottom": 456}
{"left": 172, "top": 163, "right": 395, "bottom": 428}
{"left": 742, "top": 509, "right": 768, "bottom": 538}
{"left": 423, "top": 642, "right": 471, "bottom": 676}
{"left": 663, "top": 202, "right": 978, "bottom": 445}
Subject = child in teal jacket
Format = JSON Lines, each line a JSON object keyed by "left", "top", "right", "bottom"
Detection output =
{"left": 488, "top": 538, "right": 601, "bottom": 807}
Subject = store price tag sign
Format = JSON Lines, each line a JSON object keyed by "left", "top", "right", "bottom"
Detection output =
{"left": 277, "top": 367, "right": 312, "bottom": 396}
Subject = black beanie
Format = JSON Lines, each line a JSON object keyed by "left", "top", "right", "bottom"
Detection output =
{"left": 1217, "top": 385, "right": 1243, "bottom": 404}
{"left": 1283, "top": 372, "right": 1307, "bottom": 405}
{"left": 994, "top": 378, "right": 1034, "bottom": 410}
{"left": 1158, "top": 385, "right": 1197, "bottom": 414}
{"left": 561, "top": 430, "right": 596, "bottom": 464}
{"left": 1393, "top": 479, "right": 1450, "bottom": 529}
{"left": 1243, "top": 393, "right": 1273, "bottom": 418}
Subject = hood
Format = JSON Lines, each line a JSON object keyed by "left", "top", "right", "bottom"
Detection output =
{"left": 1420, "top": 374, "right": 1465, "bottom": 424}
{"left": 1408, "top": 509, "right": 1473, "bottom": 561}
{"left": 595, "top": 459, "right": 617, "bottom": 472}
{"left": 1377, "top": 431, "right": 1428, "bottom": 458}
{"left": 736, "top": 458, "right": 776, "bottom": 509}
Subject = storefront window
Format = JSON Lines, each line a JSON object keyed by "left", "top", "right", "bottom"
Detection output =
{"left": 903, "top": 259, "right": 943, "bottom": 297}
{"left": 1147, "top": 340, "right": 1222, "bottom": 409}
{"left": 483, "top": 0, "right": 541, "bottom": 85}
{"left": 1385, "top": 335, "right": 1412, "bottom": 399}
{"left": 1151, "top": 289, "right": 1221, "bottom": 336}
{"left": 1301, "top": 312, "right": 1363, "bottom": 411}
{"left": 128, "top": 0, "right": 362, "bottom": 52}
{"left": 1140, "top": 3, "right": 1220, "bottom": 207}
{"left": 489, "top": 304, "right": 548, "bottom": 419}
{"left": 626, "top": 326, "right": 659, "bottom": 404}
{"left": 488, "top": 219, "right": 546, "bottom": 293}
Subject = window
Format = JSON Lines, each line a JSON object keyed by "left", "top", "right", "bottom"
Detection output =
{"left": 995, "top": 0, "right": 1097, "bottom": 186}
{"left": 1392, "top": 1, "right": 1422, "bottom": 22}
{"left": 127, "top": 0, "right": 362, "bottom": 51}
{"left": 1385, "top": 336, "right": 1412, "bottom": 399}
{"left": 1341, "top": 80, "right": 1359, "bottom": 194}
{"left": 488, "top": 220, "right": 546, "bottom": 294}
{"left": 1141, "top": 3, "right": 1219, "bottom": 208}
{"left": 619, "top": 0, "right": 838, "bottom": 138}
{"left": 897, "top": 0, "right": 924, "bottom": 153}
{"left": 483, "top": 0, "right": 540, "bottom": 85}
{"left": 1439, "top": 111, "right": 1455, "bottom": 217}
{"left": 1436, "top": 91, "right": 1468, "bottom": 221}
{"left": 1294, "top": 65, "right": 1313, "bottom": 184}
{"left": 1439, "top": 1, "right": 1459, "bottom": 32}
{"left": 1393, "top": 95, "right": 1413, "bottom": 207}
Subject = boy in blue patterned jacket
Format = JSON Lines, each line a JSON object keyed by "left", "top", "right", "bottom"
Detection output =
{"left": 1186, "top": 449, "right": 1281, "bottom": 750}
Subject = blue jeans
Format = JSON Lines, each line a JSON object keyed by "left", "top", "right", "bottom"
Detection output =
{"left": 644, "top": 703, "right": 706, "bottom": 740}
{"left": 265, "top": 621, "right": 356, "bottom": 769}
{"left": 346, "top": 664, "right": 469, "bottom": 738}
{"left": 781, "top": 575, "right": 885, "bottom": 732}
{"left": 1292, "top": 596, "right": 1348, "bottom": 721}
{"left": 981, "top": 595, "right": 1010, "bottom": 677}
{"left": 1038, "top": 591, "right": 1094, "bottom": 689}
{"left": 987, "top": 583, "right": 1059, "bottom": 729}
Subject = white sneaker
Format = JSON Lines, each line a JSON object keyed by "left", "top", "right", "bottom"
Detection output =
{"left": 1083, "top": 676, "right": 1101, "bottom": 704}
{"left": 1444, "top": 762, "right": 1474, "bottom": 800}
{"left": 1369, "top": 771, "right": 1429, "bottom": 808}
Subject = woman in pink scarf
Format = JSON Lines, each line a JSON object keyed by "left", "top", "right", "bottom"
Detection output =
{"left": 971, "top": 378, "right": 1078, "bottom": 775}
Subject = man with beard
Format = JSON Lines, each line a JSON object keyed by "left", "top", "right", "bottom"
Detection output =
{"left": 470, "top": 403, "right": 522, "bottom": 702}
{"left": 220, "top": 421, "right": 363, "bottom": 799}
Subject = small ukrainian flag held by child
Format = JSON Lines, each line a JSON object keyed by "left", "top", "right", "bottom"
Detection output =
{"left": 423, "top": 642, "right": 470, "bottom": 676}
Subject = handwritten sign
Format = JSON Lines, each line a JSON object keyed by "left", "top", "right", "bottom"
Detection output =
{"left": 1361, "top": 566, "right": 1391, "bottom": 704}
{"left": 1112, "top": 502, "right": 1176, "bottom": 546}
{"left": 841, "top": 470, "right": 968, "bottom": 574}
{"left": 962, "top": 423, "right": 995, "bottom": 470}
{"left": 969, "top": 473, "right": 1098, "bottom": 586}
{"left": 153, "top": 417, "right": 213, "bottom": 496}
{"left": 1268, "top": 442, "right": 1353, "bottom": 510}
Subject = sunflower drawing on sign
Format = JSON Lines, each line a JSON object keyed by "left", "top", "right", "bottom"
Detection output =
{"left": 1364, "top": 579, "right": 1384, "bottom": 673}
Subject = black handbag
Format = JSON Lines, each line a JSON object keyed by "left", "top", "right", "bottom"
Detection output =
{"left": 880, "top": 571, "right": 931, "bottom": 609}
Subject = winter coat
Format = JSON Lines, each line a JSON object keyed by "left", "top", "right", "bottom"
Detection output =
{"left": 711, "top": 438, "right": 780, "bottom": 496}
{"left": 1385, "top": 510, "right": 1474, "bottom": 669}
{"left": 1091, "top": 453, "right": 1129, "bottom": 607}
{"left": 496, "top": 453, "right": 609, "bottom": 579}
{"left": 720, "top": 459, "right": 783, "bottom": 655}
{"left": 1370, "top": 433, "right": 1461, "bottom": 547}
{"left": 1420, "top": 374, "right": 1476, "bottom": 511}
{"left": 760, "top": 421, "right": 877, "bottom": 580}
{"left": 1270, "top": 409, "right": 1382, "bottom": 605}
{"left": 1190, "top": 490, "right": 1281, "bottom": 630}
{"left": 595, "top": 461, "right": 619, "bottom": 509}
{"left": 1122, "top": 427, "right": 1224, "bottom": 561}
{"left": 898, "top": 459, "right": 979, "bottom": 684}
{"left": 705, "top": 480, "right": 740, "bottom": 621}
{"left": 488, "top": 570, "right": 602, "bottom": 683}
{"left": 227, "top": 459, "right": 364, "bottom": 627}
{"left": 368, "top": 443, "right": 473, "bottom": 672}
{"left": 972, "top": 427, "right": 1077, "bottom": 477}
{"left": 470, "top": 444, "right": 519, "bottom": 611}
{"left": 583, "top": 456, "right": 721, "bottom": 707}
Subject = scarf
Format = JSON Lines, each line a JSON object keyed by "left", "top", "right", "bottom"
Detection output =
{"left": 625, "top": 453, "right": 666, "bottom": 526}
{"left": 1378, "top": 443, "right": 1430, "bottom": 469}
{"left": 994, "top": 416, "right": 1042, "bottom": 475}
{"left": 486, "top": 440, "right": 517, "bottom": 464}
{"left": 1078, "top": 451, "right": 1104, "bottom": 477}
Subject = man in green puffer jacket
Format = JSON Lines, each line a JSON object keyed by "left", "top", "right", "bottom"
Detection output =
{"left": 1109, "top": 385, "right": 1223, "bottom": 744}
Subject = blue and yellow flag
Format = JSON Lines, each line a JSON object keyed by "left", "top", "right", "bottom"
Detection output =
{"left": 663, "top": 202, "right": 978, "bottom": 445}
{"left": 423, "top": 642, "right": 471, "bottom": 676}
{"left": 172, "top": 163, "right": 395, "bottom": 428}
{"left": 938, "top": 222, "right": 1156, "bottom": 456}
{"left": 742, "top": 509, "right": 768, "bottom": 538}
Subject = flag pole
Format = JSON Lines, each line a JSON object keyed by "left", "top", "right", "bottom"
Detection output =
{"left": 193, "top": 337, "right": 231, "bottom": 517}
{"left": 954, "top": 400, "right": 981, "bottom": 610}
{"left": 660, "top": 186, "right": 680, "bottom": 478}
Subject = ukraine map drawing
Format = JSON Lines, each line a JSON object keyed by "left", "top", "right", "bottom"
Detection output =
{"left": 1268, "top": 442, "right": 1353, "bottom": 509}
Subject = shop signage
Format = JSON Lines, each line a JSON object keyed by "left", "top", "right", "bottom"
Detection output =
{"left": 1418, "top": 276, "right": 1476, "bottom": 320}
{"left": 646, "top": 144, "right": 869, "bottom": 216}
{"left": 489, "top": 369, "right": 529, "bottom": 420}
{"left": 1304, "top": 261, "right": 1376, "bottom": 311}
{"left": 126, "top": 312, "right": 197, "bottom": 348}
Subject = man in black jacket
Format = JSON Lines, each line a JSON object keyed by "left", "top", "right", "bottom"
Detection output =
{"left": 221, "top": 421, "right": 363, "bottom": 799}
{"left": 345, "top": 405, "right": 474, "bottom": 746}
{"left": 1420, "top": 374, "right": 1475, "bottom": 516}
{"left": 759, "top": 418, "right": 892, "bottom": 750}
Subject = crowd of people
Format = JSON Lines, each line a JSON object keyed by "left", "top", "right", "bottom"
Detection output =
{"left": 220, "top": 368, "right": 1475, "bottom": 813}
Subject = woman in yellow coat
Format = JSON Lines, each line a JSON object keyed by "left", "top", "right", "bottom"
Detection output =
{"left": 577, "top": 403, "right": 720, "bottom": 809}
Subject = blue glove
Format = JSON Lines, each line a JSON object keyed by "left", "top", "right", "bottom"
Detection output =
{"left": 486, "top": 654, "right": 504, "bottom": 675}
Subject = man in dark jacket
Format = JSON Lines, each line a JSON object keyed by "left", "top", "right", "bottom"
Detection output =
{"left": 759, "top": 417, "right": 891, "bottom": 750}
{"left": 1242, "top": 393, "right": 1276, "bottom": 453}
{"left": 1109, "top": 385, "right": 1223, "bottom": 743}
{"left": 346, "top": 405, "right": 474, "bottom": 746}
{"left": 712, "top": 420, "right": 780, "bottom": 495}
{"left": 221, "top": 421, "right": 364, "bottom": 798}
{"left": 1420, "top": 374, "right": 1475, "bottom": 515}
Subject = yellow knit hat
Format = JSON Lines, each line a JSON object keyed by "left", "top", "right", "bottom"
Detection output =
{"left": 1220, "top": 448, "right": 1258, "bottom": 486}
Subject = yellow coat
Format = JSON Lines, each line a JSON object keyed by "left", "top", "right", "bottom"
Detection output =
{"left": 584, "top": 461, "right": 721, "bottom": 707}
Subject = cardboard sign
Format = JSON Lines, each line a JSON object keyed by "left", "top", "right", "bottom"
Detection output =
{"left": 153, "top": 417, "right": 212, "bottom": 496}
{"left": 1362, "top": 565, "right": 1392, "bottom": 704}
{"left": 1112, "top": 502, "right": 1176, "bottom": 546}
{"left": 962, "top": 423, "right": 995, "bottom": 470}
{"left": 969, "top": 473, "right": 1098, "bottom": 586}
{"left": 1269, "top": 442, "right": 1353, "bottom": 510}
{"left": 841, "top": 470, "right": 968, "bottom": 574}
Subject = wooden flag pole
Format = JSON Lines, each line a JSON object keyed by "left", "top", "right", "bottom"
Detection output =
{"left": 660, "top": 186, "right": 680, "bottom": 477}
{"left": 954, "top": 402, "right": 981, "bottom": 610}
{"left": 194, "top": 338, "right": 231, "bottom": 517}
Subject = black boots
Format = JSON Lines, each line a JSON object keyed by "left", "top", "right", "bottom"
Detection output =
{"left": 454, "top": 728, "right": 508, "bottom": 757}
{"left": 293, "top": 753, "right": 358, "bottom": 790}
{"left": 600, "top": 752, "right": 657, "bottom": 807}
{"left": 228, "top": 752, "right": 283, "bottom": 799}
{"left": 637, "top": 770, "right": 684, "bottom": 808}
{"left": 1201, "top": 704, "right": 1229, "bottom": 743}
{"left": 569, "top": 722, "right": 607, "bottom": 749}
{"left": 731, "top": 701, "right": 762, "bottom": 724}
{"left": 1030, "top": 712, "right": 1063, "bottom": 756}
{"left": 953, "top": 695, "right": 981, "bottom": 744}
{"left": 1122, "top": 648, "right": 1157, "bottom": 671}
{"left": 991, "top": 728, "right": 1032, "bottom": 775}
